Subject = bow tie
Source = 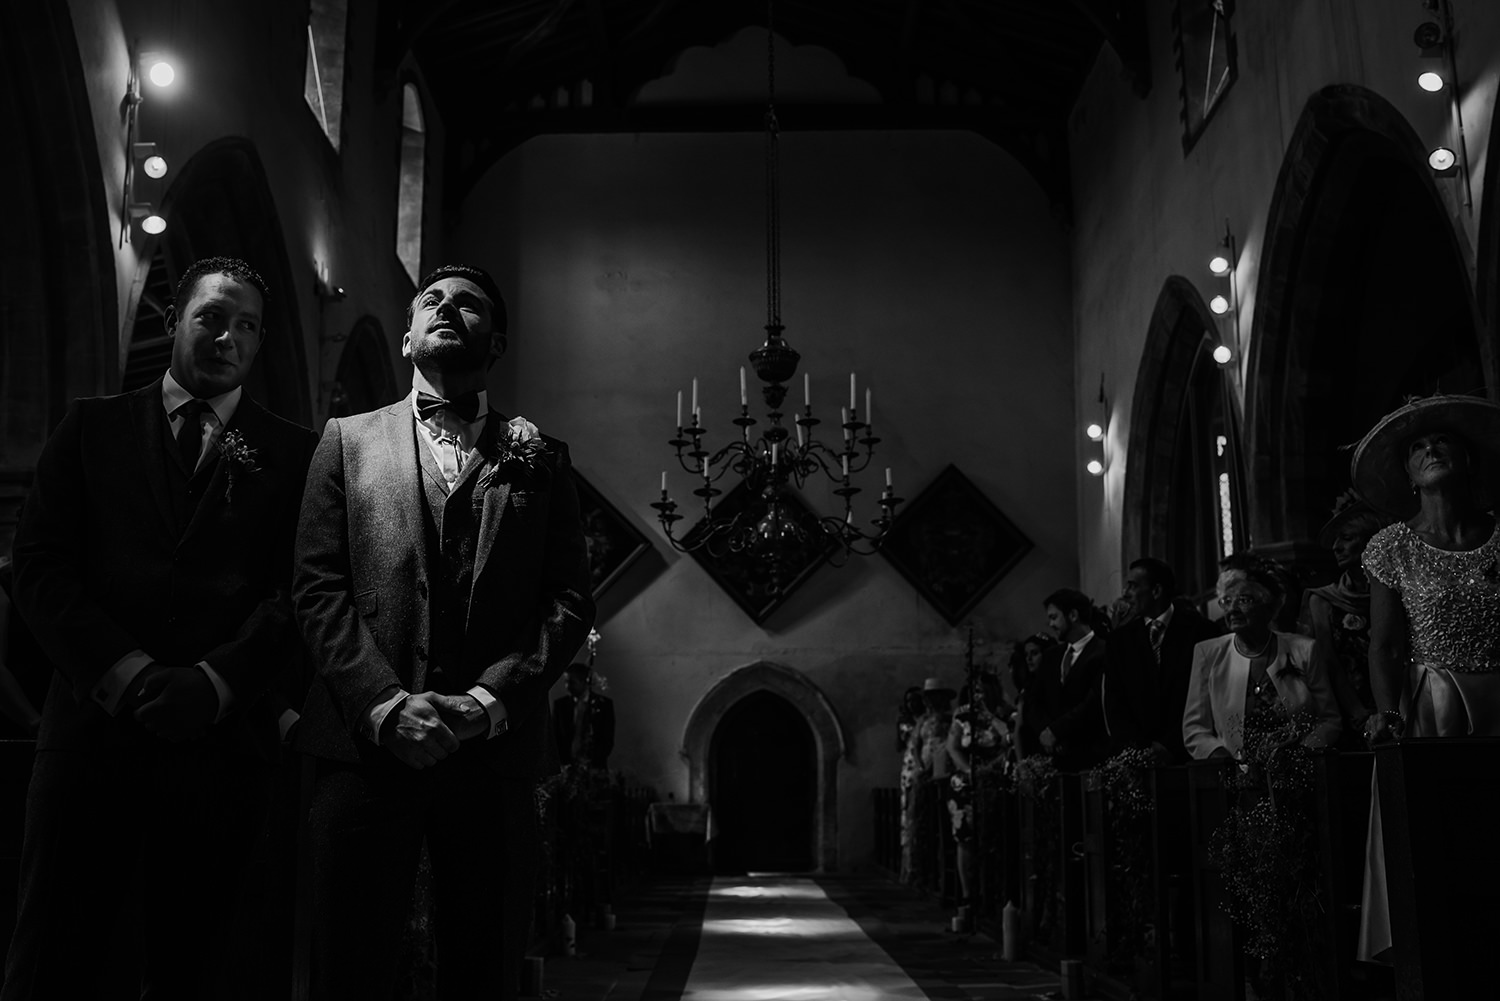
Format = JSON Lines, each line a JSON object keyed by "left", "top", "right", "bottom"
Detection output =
{"left": 415, "top": 390, "right": 481, "bottom": 423}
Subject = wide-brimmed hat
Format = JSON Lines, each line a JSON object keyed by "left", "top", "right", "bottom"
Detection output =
{"left": 922, "top": 677, "right": 955, "bottom": 699}
{"left": 1316, "top": 489, "right": 1388, "bottom": 549}
{"left": 1350, "top": 394, "right": 1500, "bottom": 518}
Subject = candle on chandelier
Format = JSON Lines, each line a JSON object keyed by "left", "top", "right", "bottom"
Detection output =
{"left": 676, "top": 390, "right": 683, "bottom": 430}
{"left": 796, "top": 422, "right": 804, "bottom": 448}
{"left": 840, "top": 407, "right": 850, "bottom": 439}
{"left": 849, "top": 373, "right": 857, "bottom": 411}
{"left": 771, "top": 442, "right": 778, "bottom": 465}
{"left": 865, "top": 388, "right": 872, "bottom": 429}
{"left": 842, "top": 454, "right": 849, "bottom": 478}
{"left": 885, "top": 466, "right": 892, "bottom": 488}
{"left": 804, "top": 372, "right": 811, "bottom": 408}
{"left": 691, "top": 378, "right": 698, "bottom": 416}
{"left": 740, "top": 367, "right": 747, "bottom": 406}
{"left": 661, "top": 471, "right": 667, "bottom": 493}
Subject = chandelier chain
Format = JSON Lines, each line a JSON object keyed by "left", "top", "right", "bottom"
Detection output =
{"left": 765, "top": 0, "right": 781, "bottom": 328}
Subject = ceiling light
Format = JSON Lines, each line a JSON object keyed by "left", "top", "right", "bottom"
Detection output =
{"left": 1086, "top": 459, "right": 1104, "bottom": 476}
{"left": 1418, "top": 71, "right": 1445, "bottom": 93}
{"left": 1209, "top": 294, "right": 1231, "bottom": 315}
{"left": 1212, "top": 344, "right": 1233, "bottom": 365}
{"left": 140, "top": 213, "right": 167, "bottom": 235}
{"left": 147, "top": 60, "right": 176, "bottom": 88}
{"left": 1085, "top": 422, "right": 1104, "bottom": 441}
{"left": 1428, "top": 146, "right": 1457, "bottom": 172}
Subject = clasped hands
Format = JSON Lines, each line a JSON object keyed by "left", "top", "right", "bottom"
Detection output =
{"left": 380, "top": 691, "right": 489, "bottom": 769}
{"left": 124, "top": 664, "right": 217, "bottom": 742}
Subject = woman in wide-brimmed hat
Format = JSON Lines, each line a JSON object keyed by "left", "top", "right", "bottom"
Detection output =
{"left": 1353, "top": 393, "right": 1500, "bottom": 743}
{"left": 1351, "top": 393, "right": 1500, "bottom": 962}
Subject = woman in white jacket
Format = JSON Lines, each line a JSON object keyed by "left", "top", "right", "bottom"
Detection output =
{"left": 1182, "top": 554, "right": 1342, "bottom": 759}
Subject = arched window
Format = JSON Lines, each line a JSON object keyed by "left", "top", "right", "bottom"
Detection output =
{"left": 304, "top": 0, "right": 349, "bottom": 150}
{"left": 396, "top": 84, "right": 425, "bottom": 284}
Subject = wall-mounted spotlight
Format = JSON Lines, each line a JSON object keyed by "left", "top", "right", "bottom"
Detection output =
{"left": 1429, "top": 146, "right": 1458, "bottom": 174}
{"left": 1084, "top": 374, "right": 1108, "bottom": 478}
{"left": 133, "top": 142, "right": 168, "bottom": 179}
{"left": 1411, "top": 2, "right": 1472, "bottom": 204}
{"left": 1085, "top": 422, "right": 1104, "bottom": 442}
{"left": 1412, "top": 20, "right": 1444, "bottom": 56}
{"left": 1212, "top": 343, "right": 1233, "bottom": 365}
{"left": 141, "top": 51, "right": 177, "bottom": 88}
{"left": 1209, "top": 294, "right": 1231, "bottom": 315}
{"left": 120, "top": 45, "right": 180, "bottom": 247}
{"left": 1418, "top": 71, "right": 1445, "bottom": 93}
{"left": 130, "top": 203, "right": 167, "bottom": 235}
{"left": 1086, "top": 458, "right": 1105, "bottom": 477}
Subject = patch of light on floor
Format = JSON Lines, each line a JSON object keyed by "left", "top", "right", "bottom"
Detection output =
{"left": 709, "top": 883, "right": 827, "bottom": 900}
{"left": 701, "top": 916, "right": 855, "bottom": 938}
{"left": 685, "top": 985, "right": 889, "bottom": 1001}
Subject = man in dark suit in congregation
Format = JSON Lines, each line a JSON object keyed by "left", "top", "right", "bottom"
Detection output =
{"left": 1029, "top": 587, "right": 1110, "bottom": 771}
{"left": 554, "top": 661, "right": 615, "bottom": 770}
{"left": 1104, "top": 557, "right": 1221, "bottom": 761}
{"left": 293, "top": 264, "right": 594, "bottom": 1000}
{"left": 3, "top": 257, "right": 317, "bottom": 999}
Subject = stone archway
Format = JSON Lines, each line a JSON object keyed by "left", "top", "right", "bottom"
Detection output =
{"left": 681, "top": 661, "right": 846, "bottom": 872}
{"left": 1246, "top": 84, "right": 1485, "bottom": 557}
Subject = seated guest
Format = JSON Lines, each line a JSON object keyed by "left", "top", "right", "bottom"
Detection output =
{"left": 1302, "top": 491, "right": 1387, "bottom": 747}
{"left": 1183, "top": 554, "right": 1341, "bottom": 760}
{"left": 553, "top": 661, "right": 615, "bottom": 770}
{"left": 1029, "top": 588, "right": 1109, "bottom": 771}
{"left": 1104, "top": 557, "right": 1221, "bottom": 761}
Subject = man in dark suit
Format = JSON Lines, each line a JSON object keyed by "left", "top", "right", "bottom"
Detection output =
{"left": 1104, "top": 558, "right": 1221, "bottom": 761}
{"left": 1028, "top": 587, "right": 1109, "bottom": 771}
{"left": 293, "top": 264, "right": 594, "bottom": 1001}
{"left": 554, "top": 662, "right": 615, "bottom": 770}
{"left": 3, "top": 257, "right": 317, "bottom": 999}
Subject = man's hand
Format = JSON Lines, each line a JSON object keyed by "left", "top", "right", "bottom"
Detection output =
{"left": 1038, "top": 727, "right": 1057, "bottom": 752}
{"left": 380, "top": 692, "right": 460, "bottom": 769}
{"left": 133, "top": 667, "right": 217, "bottom": 742}
{"left": 433, "top": 694, "right": 489, "bottom": 742}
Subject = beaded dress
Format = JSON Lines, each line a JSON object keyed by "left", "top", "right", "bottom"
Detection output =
{"left": 1362, "top": 520, "right": 1500, "bottom": 735}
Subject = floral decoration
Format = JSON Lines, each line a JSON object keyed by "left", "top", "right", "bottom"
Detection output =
{"left": 216, "top": 429, "right": 260, "bottom": 503}
{"left": 496, "top": 415, "right": 548, "bottom": 473}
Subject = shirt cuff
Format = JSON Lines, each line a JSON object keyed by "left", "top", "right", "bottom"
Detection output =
{"left": 466, "top": 685, "right": 509, "bottom": 739}
{"left": 195, "top": 662, "right": 233, "bottom": 723}
{"left": 363, "top": 688, "right": 410, "bottom": 743}
{"left": 94, "top": 650, "right": 154, "bottom": 716}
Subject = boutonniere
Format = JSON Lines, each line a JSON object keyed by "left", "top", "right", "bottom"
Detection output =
{"left": 1341, "top": 612, "right": 1368, "bottom": 631}
{"left": 217, "top": 429, "right": 260, "bottom": 503}
{"left": 495, "top": 416, "right": 547, "bottom": 472}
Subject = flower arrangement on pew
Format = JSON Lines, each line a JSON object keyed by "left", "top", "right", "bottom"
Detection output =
{"left": 1208, "top": 710, "right": 1329, "bottom": 1001}
{"left": 1089, "top": 746, "right": 1158, "bottom": 975}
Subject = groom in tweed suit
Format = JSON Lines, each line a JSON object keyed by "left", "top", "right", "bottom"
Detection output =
{"left": 293, "top": 264, "right": 594, "bottom": 1000}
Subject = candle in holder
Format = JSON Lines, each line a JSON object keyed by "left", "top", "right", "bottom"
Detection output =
{"left": 676, "top": 390, "right": 683, "bottom": 430}
{"left": 771, "top": 442, "right": 778, "bottom": 465}
{"left": 796, "top": 422, "right": 804, "bottom": 448}
{"left": 804, "top": 372, "right": 811, "bottom": 408}
{"left": 849, "top": 373, "right": 856, "bottom": 411}
{"left": 840, "top": 407, "right": 850, "bottom": 440}
{"left": 691, "top": 378, "right": 698, "bottom": 416}
{"left": 739, "top": 367, "right": 747, "bottom": 406}
{"left": 661, "top": 471, "right": 667, "bottom": 493}
{"left": 865, "top": 388, "right": 872, "bottom": 428}
{"left": 842, "top": 454, "right": 849, "bottom": 478}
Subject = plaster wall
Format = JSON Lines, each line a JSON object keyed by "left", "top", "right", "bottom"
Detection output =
{"left": 63, "top": 0, "right": 442, "bottom": 422}
{"left": 452, "top": 129, "right": 1075, "bottom": 867}
{"left": 1069, "top": 0, "right": 1500, "bottom": 600}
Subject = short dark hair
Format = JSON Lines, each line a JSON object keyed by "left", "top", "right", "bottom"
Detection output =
{"left": 406, "top": 264, "right": 508, "bottom": 335}
{"left": 173, "top": 257, "right": 271, "bottom": 326}
{"left": 1043, "top": 587, "right": 1093, "bottom": 620}
{"left": 1129, "top": 557, "right": 1177, "bottom": 598}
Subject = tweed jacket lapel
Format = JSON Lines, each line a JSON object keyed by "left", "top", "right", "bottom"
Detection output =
{"left": 470, "top": 411, "right": 513, "bottom": 600}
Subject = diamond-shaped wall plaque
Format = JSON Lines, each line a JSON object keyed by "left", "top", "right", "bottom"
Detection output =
{"left": 879, "top": 464, "right": 1033, "bottom": 625}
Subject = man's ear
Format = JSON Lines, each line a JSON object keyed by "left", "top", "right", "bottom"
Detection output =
{"left": 400, "top": 332, "right": 413, "bottom": 360}
{"left": 163, "top": 304, "right": 179, "bottom": 339}
{"left": 485, "top": 333, "right": 508, "bottom": 370}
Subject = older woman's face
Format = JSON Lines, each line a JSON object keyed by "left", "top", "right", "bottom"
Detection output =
{"left": 1331, "top": 522, "right": 1377, "bottom": 570}
{"left": 1220, "top": 580, "right": 1277, "bottom": 635}
{"left": 1407, "top": 430, "right": 1470, "bottom": 492}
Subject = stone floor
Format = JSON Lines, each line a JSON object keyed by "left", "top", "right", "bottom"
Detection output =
{"left": 536, "top": 873, "right": 1097, "bottom": 1001}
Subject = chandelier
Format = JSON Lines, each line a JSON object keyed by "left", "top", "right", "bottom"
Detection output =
{"left": 651, "top": 7, "right": 901, "bottom": 578}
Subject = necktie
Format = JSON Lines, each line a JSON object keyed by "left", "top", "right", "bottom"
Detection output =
{"left": 1060, "top": 645, "right": 1076, "bottom": 684}
{"left": 415, "top": 390, "right": 481, "bottom": 423}
{"left": 1147, "top": 618, "right": 1166, "bottom": 664}
{"left": 174, "top": 399, "right": 212, "bottom": 473}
